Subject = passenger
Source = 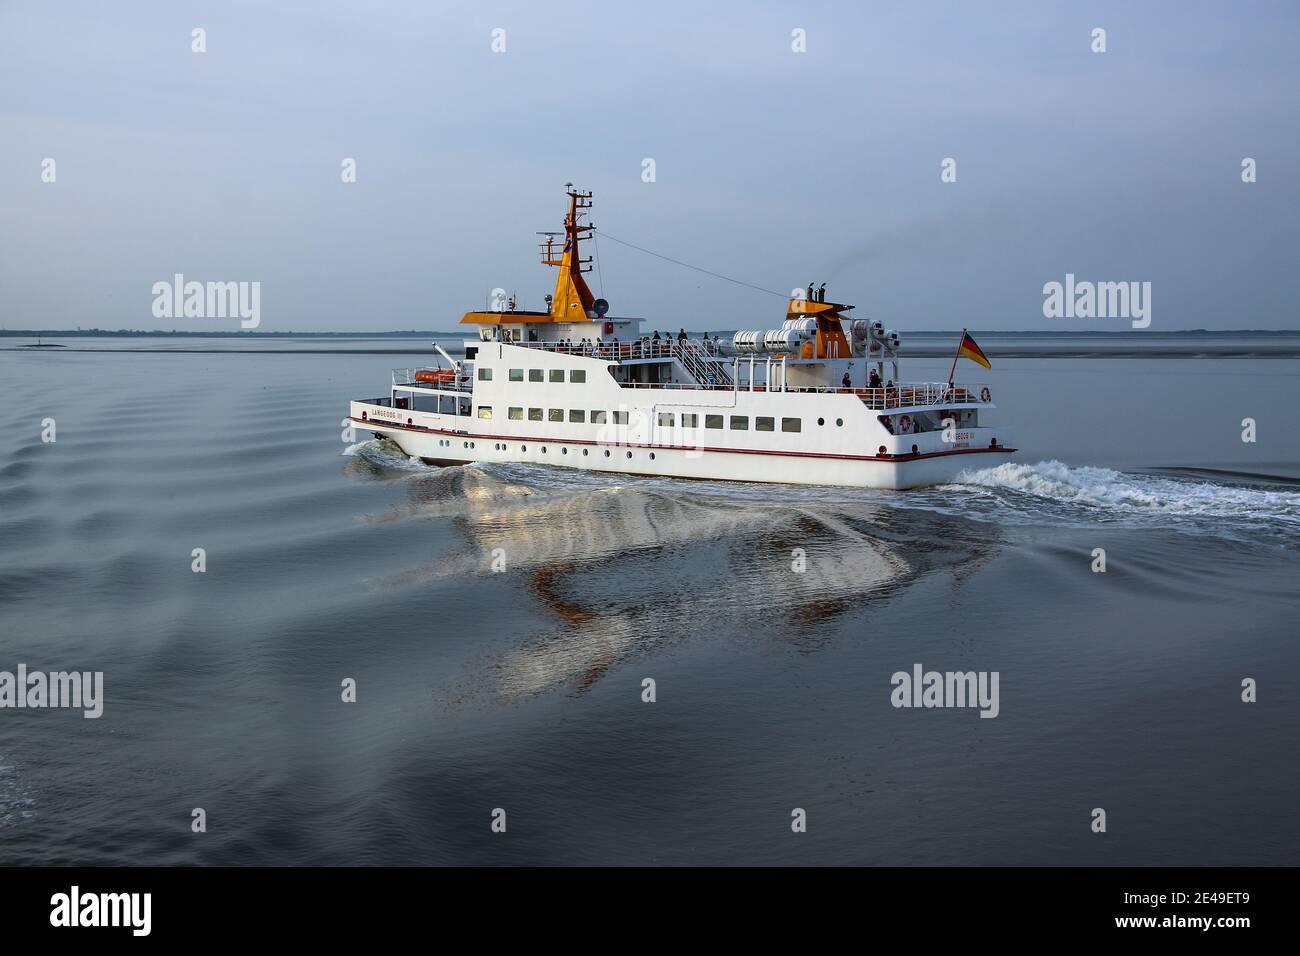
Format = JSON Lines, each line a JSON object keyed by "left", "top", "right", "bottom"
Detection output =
{"left": 652, "top": 330, "right": 661, "bottom": 342}
{"left": 678, "top": 328, "right": 687, "bottom": 344}
{"left": 841, "top": 371, "right": 852, "bottom": 390}
{"left": 818, "top": 283, "right": 826, "bottom": 303}
{"left": 868, "top": 368, "right": 882, "bottom": 390}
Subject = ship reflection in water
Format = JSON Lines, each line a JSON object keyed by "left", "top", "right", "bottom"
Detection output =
{"left": 347, "top": 442, "right": 1002, "bottom": 699}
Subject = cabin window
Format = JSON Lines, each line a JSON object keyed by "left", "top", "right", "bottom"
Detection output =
{"left": 730, "top": 416, "right": 749, "bottom": 430}
{"left": 529, "top": 369, "right": 544, "bottom": 382}
{"left": 439, "top": 394, "right": 456, "bottom": 414}
{"left": 528, "top": 408, "right": 543, "bottom": 421}
{"left": 781, "top": 417, "right": 801, "bottom": 433}
{"left": 478, "top": 406, "right": 492, "bottom": 419}
{"left": 591, "top": 410, "right": 607, "bottom": 424}
{"left": 465, "top": 347, "right": 479, "bottom": 361}
{"left": 756, "top": 417, "right": 775, "bottom": 432}
{"left": 477, "top": 368, "right": 493, "bottom": 381}
{"left": 658, "top": 413, "right": 675, "bottom": 427}
{"left": 549, "top": 409, "right": 564, "bottom": 422}
{"left": 569, "top": 409, "right": 585, "bottom": 423}
{"left": 613, "top": 411, "right": 629, "bottom": 425}
{"left": 705, "top": 415, "right": 723, "bottom": 429}
{"left": 570, "top": 370, "right": 586, "bottom": 383}
{"left": 412, "top": 394, "right": 440, "bottom": 413}
{"left": 458, "top": 400, "right": 471, "bottom": 416}
{"left": 549, "top": 369, "right": 564, "bottom": 383}
{"left": 681, "top": 414, "right": 698, "bottom": 428}
{"left": 509, "top": 369, "right": 523, "bottom": 382}
{"left": 508, "top": 407, "right": 523, "bottom": 421}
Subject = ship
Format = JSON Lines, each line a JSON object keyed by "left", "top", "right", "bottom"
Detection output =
{"left": 347, "top": 186, "right": 1014, "bottom": 490}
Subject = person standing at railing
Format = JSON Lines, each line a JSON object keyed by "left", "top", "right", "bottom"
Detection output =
{"left": 869, "top": 368, "right": 882, "bottom": 391}
{"left": 677, "top": 328, "right": 687, "bottom": 345}
{"left": 841, "top": 370, "right": 852, "bottom": 390}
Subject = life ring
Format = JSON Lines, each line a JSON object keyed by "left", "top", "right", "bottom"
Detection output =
{"left": 898, "top": 414, "right": 913, "bottom": 433}
{"left": 603, "top": 321, "right": 614, "bottom": 335}
{"left": 980, "top": 386, "right": 992, "bottom": 402}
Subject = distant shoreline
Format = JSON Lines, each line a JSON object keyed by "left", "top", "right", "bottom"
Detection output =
{"left": 1, "top": 329, "right": 1297, "bottom": 338}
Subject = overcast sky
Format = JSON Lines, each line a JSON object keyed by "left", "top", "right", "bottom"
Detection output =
{"left": 2, "top": 0, "right": 1297, "bottom": 332}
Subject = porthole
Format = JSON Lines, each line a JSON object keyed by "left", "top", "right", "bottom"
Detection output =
{"left": 649, "top": 452, "right": 656, "bottom": 461}
{"left": 521, "top": 445, "right": 527, "bottom": 452}
{"left": 582, "top": 449, "right": 588, "bottom": 456}
{"left": 817, "top": 418, "right": 825, "bottom": 426}
{"left": 604, "top": 450, "right": 611, "bottom": 458}
{"left": 911, "top": 444, "right": 919, "bottom": 454}
{"left": 626, "top": 451, "right": 633, "bottom": 459}
{"left": 541, "top": 446, "right": 547, "bottom": 453}
{"left": 836, "top": 419, "right": 843, "bottom": 427}
{"left": 562, "top": 448, "right": 568, "bottom": 455}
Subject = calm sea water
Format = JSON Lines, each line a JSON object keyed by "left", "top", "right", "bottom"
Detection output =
{"left": 1, "top": 338, "right": 1298, "bottom": 865}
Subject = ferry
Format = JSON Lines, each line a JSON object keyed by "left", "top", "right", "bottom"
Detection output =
{"left": 347, "top": 186, "right": 1014, "bottom": 490}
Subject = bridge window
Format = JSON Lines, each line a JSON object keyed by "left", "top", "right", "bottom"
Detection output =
{"left": 781, "top": 417, "right": 802, "bottom": 433}
{"left": 705, "top": 415, "right": 723, "bottom": 429}
{"left": 549, "top": 370, "right": 564, "bottom": 383}
{"left": 508, "top": 407, "right": 523, "bottom": 421}
{"left": 591, "top": 410, "right": 607, "bottom": 424}
{"left": 658, "top": 413, "right": 675, "bottom": 427}
{"left": 730, "top": 416, "right": 749, "bottom": 430}
{"left": 549, "top": 409, "right": 564, "bottom": 422}
{"left": 570, "top": 370, "right": 586, "bottom": 383}
{"left": 569, "top": 409, "right": 585, "bottom": 423}
{"left": 756, "top": 416, "right": 774, "bottom": 432}
{"left": 509, "top": 369, "right": 523, "bottom": 382}
{"left": 528, "top": 407, "right": 543, "bottom": 421}
{"left": 478, "top": 406, "right": 492, "bottom": 419}
{"left": 478, "top": 368, "right": 492, "bottom": 381}
{"left": 529, "top": 369, "right": 544, "bottom": 382}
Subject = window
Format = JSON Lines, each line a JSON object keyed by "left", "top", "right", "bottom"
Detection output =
{"left": 591, "top": 410, "right": 607, "bottom": 424}
{"left": 478, "top": 406, "right": 492, "bottom": 419}
{"left": 508, "top": 407, "right": 523, "bottom": 420}
{"left": 570, "top": 370, "right": 586, "bottom": 383}
{"left": 528, "top": 407, "right": 543, "bottom": 421}
{"left": 439, "top": 394, "right": 456, "bottom": 414}
{"left": 509, "top": 369, "right": 523, "bottom": 382}
{"left": 682, "top": 413, "right": 698, "bottom": 428}
{"left": 730, "top": 416, "right": 749, "bottom": 430}
{"left": 477, "top": 367, "right": 492, "bottom": 381}
{"left": 756, "top": 416, "right": 775, "bottom": 432}
{"left": 658, "top": 412, "right": 675, "bottom": 427}
{"left": 569, "top": 409, "right": 585, "bottom": 423}
{"left": 781, "top": 417, "right": 801, "bottom": 433}
{"left": 549, "top": 409, "right": 564, "bottom": 422}
{"left": 613, "top": 411, "right": 629, "bottom": 425}
{"left": 528, "top": 369, "right": 543, "bottom": 382}
{"left": 549, "top": 369, "right": 564, "bottom": 383}
{"left": 705, "top": 415, "right": 723, "bottom": 429}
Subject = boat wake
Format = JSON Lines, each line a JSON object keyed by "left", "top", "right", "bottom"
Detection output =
{"left": 920, "top": 459, "right": 1300, "bottom": 543}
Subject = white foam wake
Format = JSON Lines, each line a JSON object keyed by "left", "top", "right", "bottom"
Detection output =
{"left": 953, "top": 459, "right": 1300, "bottom": 520}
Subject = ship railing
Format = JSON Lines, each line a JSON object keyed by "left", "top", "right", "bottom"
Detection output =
{"left": 614, "top": 381, "right": 991, "bottom": 408}
{"left": 391, "top": 368, "right": 472, "bottom": 390}
{"left": 501, "top": 339, "right": 730, "bottom": 362}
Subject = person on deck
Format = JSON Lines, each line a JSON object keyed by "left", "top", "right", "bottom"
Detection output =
{"left": 868, "top": 368, "right": 882, "bottom": 390}
{"left": 841, "top": 371, "right": 852, "bottom": 389}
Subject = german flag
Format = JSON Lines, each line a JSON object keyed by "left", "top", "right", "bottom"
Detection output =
{"left": 956, "top": 329, "right": 991, "bottom": 369}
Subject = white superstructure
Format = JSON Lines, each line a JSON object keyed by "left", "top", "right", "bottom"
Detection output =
{"left": 348, "top": 187, "right": 1014, "bottom": 490}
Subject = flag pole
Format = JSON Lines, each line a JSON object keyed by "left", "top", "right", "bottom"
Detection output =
{"left": 947, "top": 328, "right": 965, "bottom": 387}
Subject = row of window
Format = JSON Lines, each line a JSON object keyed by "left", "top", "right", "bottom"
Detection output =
{"left": 475, "top": 407, "right": 804, "bottom": 432}
{"left": 478, "top": 368, "right": 587, "bottom": 384}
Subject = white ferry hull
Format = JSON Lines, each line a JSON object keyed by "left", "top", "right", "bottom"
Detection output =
{"left": 351, "top": 417, "right": 1014, "bottom": 491}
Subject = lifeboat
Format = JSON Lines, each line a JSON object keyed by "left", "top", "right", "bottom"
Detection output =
{"left": 415, "top": 368, "right": 456, "bottom": 384}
